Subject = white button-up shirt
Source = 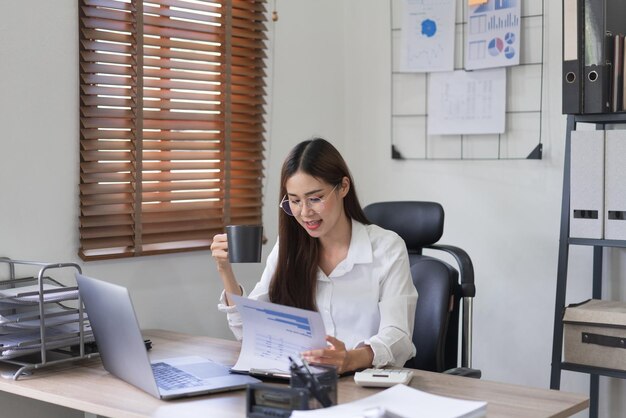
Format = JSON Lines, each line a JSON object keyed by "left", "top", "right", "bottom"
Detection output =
{"left": 218, "top": 220, "right": 418, "bottom": 367}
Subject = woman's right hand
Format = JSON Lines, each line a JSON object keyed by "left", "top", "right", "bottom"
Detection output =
{"left": 211, "top": 233, "right": 231, "bottom": 272}
{"left": 211, "top": 233, "right": 242, "bottom": 304}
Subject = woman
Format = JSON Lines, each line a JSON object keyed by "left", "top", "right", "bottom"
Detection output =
{"left": 211, "top": 138, "right": 417, "bottom": 374}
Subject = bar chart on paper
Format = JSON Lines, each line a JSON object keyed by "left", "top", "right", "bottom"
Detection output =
{"left": 487, "top": 13, "right": 520, "bottom": 30}
{"left": 259, "top": 308, "right": 314, "bottom": 338}
{"left": 252, "top": 309, "right": 315, "bottom": 361}
{"left": 230, "top": 295, "right": 327, "bottom": 374}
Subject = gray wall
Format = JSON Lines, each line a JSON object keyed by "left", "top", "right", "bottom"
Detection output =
{"left": 1, "top": 0, "right": 624, "bottom": 417}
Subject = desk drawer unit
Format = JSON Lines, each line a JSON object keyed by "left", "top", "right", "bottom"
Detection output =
{"left": 563, "top": 299, "right": 626, "bottom": 371}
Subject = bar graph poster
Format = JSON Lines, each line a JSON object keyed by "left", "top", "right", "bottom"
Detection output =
{"left": 465, "top": 0, "right": 521, "bottom": 70}
{"left": 399, "top": 0, "right": 456, "bottom": 72}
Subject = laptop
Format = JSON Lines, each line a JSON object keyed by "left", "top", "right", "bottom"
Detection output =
{"left": 75, "top": 273, "right": 260, "bottom": 400}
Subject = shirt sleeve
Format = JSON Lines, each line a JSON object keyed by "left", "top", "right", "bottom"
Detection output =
{"left": 364, "top": 235, "right": 418, "bottom": 367}
{"left": 216, "top": 240, "right": 279, "bottom": 340}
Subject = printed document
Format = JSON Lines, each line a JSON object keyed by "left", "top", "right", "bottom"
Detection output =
{"left": 427, "top": 68, "right": 506, "bottom": 135}
{"left": 465, "top": 0, "right": 521, "bottom": 70}
{"left": 290, "top": 384, "right": 487, "bottom": 418}
{"left": 400, "top": 0, "right": 456, "bottom": 72}
{"left": 230, "top": 294, "right": 327, "bottom": 375}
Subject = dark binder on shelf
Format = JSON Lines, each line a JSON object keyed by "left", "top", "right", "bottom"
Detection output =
{"left": 622, "top": 36, "right": 626, "bottom": 110}
{"left": 563, "top": 0, "right": 583, "bottom": 114}
{"left": 611, "top": 34, "right": 624, "bottom": 112}
{"left": 582, "top": 0, "right": 626, "bottom": 114}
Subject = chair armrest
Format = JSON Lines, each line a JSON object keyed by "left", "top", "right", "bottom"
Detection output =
{"left": 443, "top": 367, "right": 482, "bottom": 379}
{"left": 426, "top": 244, "right": 475, "bottom": 297}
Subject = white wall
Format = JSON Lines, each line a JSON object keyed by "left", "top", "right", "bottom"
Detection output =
{"left": 1, "top": 0, "right": 624, "bottom": 417}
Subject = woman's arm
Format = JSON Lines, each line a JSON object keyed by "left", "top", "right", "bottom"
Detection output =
{"left": 367, "top": 236, "right": 417, "bottom": 367}
{"left": 210, "top": 233, "right": 243, "bottom": 305}
{"left": 214, "top": 239, "right": 279, "bottom": 339}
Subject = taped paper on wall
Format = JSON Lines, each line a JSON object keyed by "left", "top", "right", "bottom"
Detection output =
{"left": 400, "top": 0, "right": 456, "bottom": 72}
{"left": 427, "top": 68, "right": 506, "bottom": 135}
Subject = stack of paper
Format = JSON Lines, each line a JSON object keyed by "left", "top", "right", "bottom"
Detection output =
{"left": 0, "top": 284, "right": 78, "bottom": 305}
{"left": 0, "top": 306, "right": 87, "bottom": 330}
{"left": 0, "top": 283, "right": 93, "bottom": 360}
{"left": 290, "top": 384, "right": 486, "bottom": 418}
{"left": 0, "top": 322, "right": 93, "bottom": 359}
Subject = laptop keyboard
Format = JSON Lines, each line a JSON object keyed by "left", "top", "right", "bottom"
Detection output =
{"left": 152, "top": 362, "right": 205, "bottom": 391}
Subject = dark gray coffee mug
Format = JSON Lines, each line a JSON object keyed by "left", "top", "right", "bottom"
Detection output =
{"left": 226, "top": 225, "right": 263, "bottom": 263}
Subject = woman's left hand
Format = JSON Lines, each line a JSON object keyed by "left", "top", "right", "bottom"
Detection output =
{"left": 301, "top": 335, "right": 351, "bottom": 374}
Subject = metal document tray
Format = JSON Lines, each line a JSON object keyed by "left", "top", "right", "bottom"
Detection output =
{"left": 0, "top": 257, "right": 98, "bottom": 379}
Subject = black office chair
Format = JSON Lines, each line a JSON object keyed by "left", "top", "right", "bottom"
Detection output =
{"left": 364, "top": 201, "right": 480, "bottom": 378}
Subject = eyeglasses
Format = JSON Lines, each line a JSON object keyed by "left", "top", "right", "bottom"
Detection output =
{"left": 279, "top": 184, "right": 339, "bottom": 217}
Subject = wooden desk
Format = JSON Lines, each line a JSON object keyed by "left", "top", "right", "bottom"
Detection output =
{"left": 0, "top": 330, "right": 588, "bottom": 418}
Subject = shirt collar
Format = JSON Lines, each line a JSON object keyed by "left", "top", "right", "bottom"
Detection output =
{"left": 327, "top": 220, "right": 373, "bottom": 277}
{"left": 349, "top": 219, "right": 373, "bottom": 264}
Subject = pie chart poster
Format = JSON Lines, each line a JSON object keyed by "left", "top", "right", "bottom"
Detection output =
{"left": 465, "top": 0, "right": 521, "bottom": 70}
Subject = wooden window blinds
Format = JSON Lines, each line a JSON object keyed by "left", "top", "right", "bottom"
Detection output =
{"left": 79, "top": 0, "right": 267, "bottom": 260}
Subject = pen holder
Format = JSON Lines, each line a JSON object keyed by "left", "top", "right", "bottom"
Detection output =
{"left": 290, "top": 364, "right": 338, "bottom": 409}
{"left": 246, "top": 384, "right": 310, "bottom": 418}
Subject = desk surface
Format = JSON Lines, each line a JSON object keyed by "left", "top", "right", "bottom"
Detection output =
{"left": 0, "top": 330, "right": 588, "bottom": 418}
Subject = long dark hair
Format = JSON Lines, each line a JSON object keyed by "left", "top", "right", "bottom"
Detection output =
{"left": 269, "top": 138, "right": 370, "bottom": 311}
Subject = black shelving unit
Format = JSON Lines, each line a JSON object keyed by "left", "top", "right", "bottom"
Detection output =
{"left": 550, "top": 113, "right": 626, "bottom": 418}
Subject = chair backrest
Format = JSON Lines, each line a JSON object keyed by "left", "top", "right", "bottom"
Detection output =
{"left": 407, "top": 259, "right": 458, "bottom": 371}
{"left": 362, "top": 201, "right": 444, "bottom": 264}
{"left": 363, "top": 201, "right": 463, "bottom": 372}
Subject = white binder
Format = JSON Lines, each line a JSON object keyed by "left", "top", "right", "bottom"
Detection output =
{"left": 604, "top": 130, "right": 626, "bottom": 240}
{"left": 570, "top": 130, "right": 605, "bottom": 239}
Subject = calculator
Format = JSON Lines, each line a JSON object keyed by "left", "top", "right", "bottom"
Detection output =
{"left": 354, "top": 368, "right": 414, "bottom": 387}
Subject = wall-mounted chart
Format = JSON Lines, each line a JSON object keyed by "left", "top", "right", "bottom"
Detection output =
{"left": 390, "top": 0, "right": 544, "bottom": 160}
{"left": 400, "top": 0, "right": 456, "bottom": 72}
{"left": 466, "top": 0, "right": 521, "bottom": 70}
